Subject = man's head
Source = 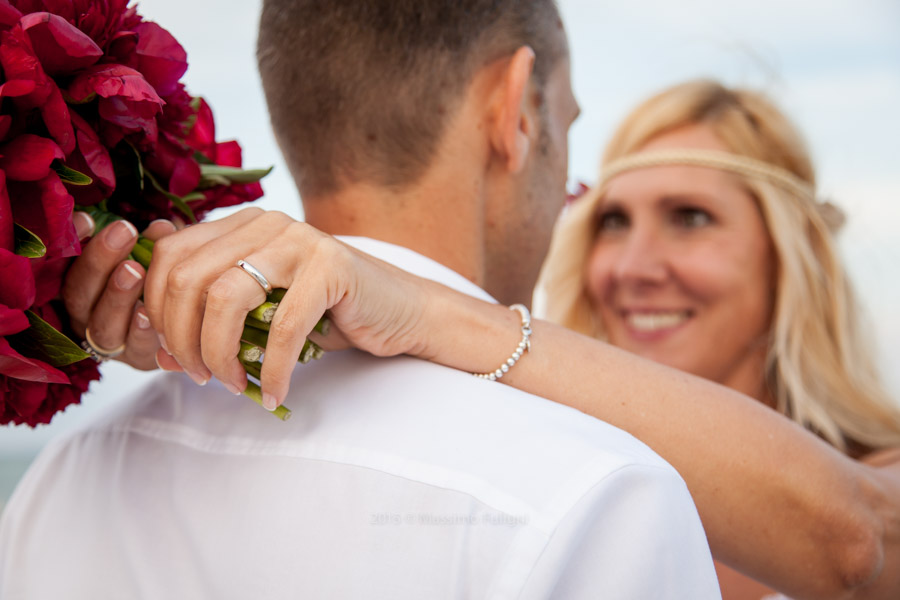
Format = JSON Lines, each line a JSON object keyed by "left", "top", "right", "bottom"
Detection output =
{"left": 257, "top": 0, "right": 567, "bottom": 199}
{"left": 257, "top": 0, "right": 577, "bottom": 304}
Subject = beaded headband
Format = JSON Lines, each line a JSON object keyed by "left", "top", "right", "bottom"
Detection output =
{"left": 595, "top": 148, "right": 845, "bottom": 230}
{"left": 598, "top": 148, "right": 816, "bottom": 201}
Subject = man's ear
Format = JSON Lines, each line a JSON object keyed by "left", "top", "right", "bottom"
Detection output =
{"left": 490, "top": 46, "right": 536, "bottom": 174}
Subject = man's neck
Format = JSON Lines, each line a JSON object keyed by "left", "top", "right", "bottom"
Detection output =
{"left": 302, "top": 180, "right": 488, "bottom": 292}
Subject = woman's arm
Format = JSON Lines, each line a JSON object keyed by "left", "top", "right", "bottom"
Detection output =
{"left": 134, "top": 213, "right": 900, "bottom": 599}
{"left": 416, "top": 289, "right": 900, "bottom": 600}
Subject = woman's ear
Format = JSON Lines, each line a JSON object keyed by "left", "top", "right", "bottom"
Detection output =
{"left": 489, "top": 46, "right": 536, "bottom": 174}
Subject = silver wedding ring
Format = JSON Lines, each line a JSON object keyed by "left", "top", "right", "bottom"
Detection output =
{"left": 81, "top": 327, "right": 126, "bottom": 362}
{"left": 236, "top": 259, "right": 273, "bottom": 295}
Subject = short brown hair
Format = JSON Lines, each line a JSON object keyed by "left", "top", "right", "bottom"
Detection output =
{"left": 257, "top": 0, "right": 564, "bottom": 198}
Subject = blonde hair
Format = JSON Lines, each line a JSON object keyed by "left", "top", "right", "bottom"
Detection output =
{"left": 539, "top": 79, "right": 900, "bottom": 452}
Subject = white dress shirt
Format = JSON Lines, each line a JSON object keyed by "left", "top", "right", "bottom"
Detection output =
{"left": 0, "top": 237, "right": 720, "bottom": 599}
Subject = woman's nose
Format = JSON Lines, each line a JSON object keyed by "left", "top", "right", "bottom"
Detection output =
{"left": 612, "top": 227, "right": 669, "bottom": 287}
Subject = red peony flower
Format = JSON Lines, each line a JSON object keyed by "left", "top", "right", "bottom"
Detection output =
{"left": 0, "top": 0, "right": 269, "bottom": 426}
{"left": 19, "top": 11, "right": 103, "bottom": 75}
{"left": 133, "top": 21, "right": 187, "bottom": 97}
{"left": 0, "top": 21, "right": 75, "bottom": 153}
{"left": 67, "top": 63, "right": 164, "bottom": 147}
{"left": 0, "top": 299, "right": 100, "bottom": 426}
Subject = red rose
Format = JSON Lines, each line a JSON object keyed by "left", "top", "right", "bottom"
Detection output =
{"left": 0, "top": 132, "right": 63, "bottom": 180}
{"left": 7, "top": 1, "right": 135, "bottom": 50}
{"left": 67, "top": 63, "right": 164, "bottom": 146}
{"left": 0, "top": 1, "right": 22, "bottom": 28}
{"left": 0, "top": 377, "right": 48, "bottom": 424}
{"left": 0, "top": 22, "right": 74, "bottom": 153}
{"left": 185, "top": 96, "right": 216, "bottom": 160}
{"left": 7, "top": 172, "right": 79, "bottom": 260}
{"left": 0, "top": 304, "right": 28, "bottom": 336}
{"left": 0, "top": 251, "right": 67, "bottom": 387}
{"left": 190, "top": 141, "right": 264, "bottom": 217}
{"left": 1, "top": 300, "right": 100, "bottom": 426}
{"left": 29, "top": 254, "right": 70, "bottom": 306}
{"left": 65, "top": 110, "right": 115, "bottom": 206}
{"left": 19, "top": 11, "right": 103, "bottom": 76}
{"left": 0, "top": 247, "right": 35, "bottom": 310}
{"left": 133, "top": 21, "right": 187, "bottom": 97}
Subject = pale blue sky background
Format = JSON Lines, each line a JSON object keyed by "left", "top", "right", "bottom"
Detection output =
{"left": 2, "top": 0, "right": 899, "bottom": 460}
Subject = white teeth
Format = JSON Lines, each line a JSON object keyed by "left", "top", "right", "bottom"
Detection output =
{"left": 626, "top": 312, "right": 689, "bottom": 332}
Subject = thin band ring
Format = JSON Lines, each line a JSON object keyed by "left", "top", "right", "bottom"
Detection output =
{"left": 236, "top": 259, "right": 273, "bottom": 295}
{"left": 81, "top": 327, "right": 126, "bottom": 362}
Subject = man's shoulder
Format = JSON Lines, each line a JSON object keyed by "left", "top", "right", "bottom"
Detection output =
{"left": 29, "top": 350, "right": 678, "bottom": 516}
{"left": 287, "top": 350, "right": 678, "bottom": 497}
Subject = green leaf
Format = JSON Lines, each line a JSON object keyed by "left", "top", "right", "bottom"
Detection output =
{"left": 144, "top": 170, "right": 198, "bottom": 223}
{"left": 13, "top": 224, "right": 46, "bottom": 258}
{"left": 7, "top": 311, "right": 90, "bottom": 367}
{"left": 52, "top": 161, "right": 93, "bottom": 186}
{"left": 62, "top": 90, "right": 96, "bottom": 105}
{"left": 196, "top": 174, "right": 231, "bottom": 189}
{"left": 199, "top": 164, "right": 273, "bottom": 184}
{"left": 125, "top": 141, "right": 145, "bottom": 192}
{"left": 193, "top": 151, "right": 215, "bottom": 166}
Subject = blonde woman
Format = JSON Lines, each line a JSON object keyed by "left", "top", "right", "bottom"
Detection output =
{"left": 67, "top": 83, "right": 900, "bottom": 598}
{"left": 541, "top": 79, "right": 900, "bottom": 457}
{"left": 535, "top": 79, "right": 900, "bottom": 597}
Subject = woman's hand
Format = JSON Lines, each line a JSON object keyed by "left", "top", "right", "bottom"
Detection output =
{"left": 144, "top": 208, "right": 431, "bottom": 409}
{"left": 61, "top": 215, "right": 176, "bottom": 370}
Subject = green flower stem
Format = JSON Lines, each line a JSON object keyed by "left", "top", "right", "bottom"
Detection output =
{"left": 248, "top": 301, "right": 278, "bottom": 323}
{"left": 299, "top": 339, "right": 324, "bottom": 364}
{"left": 96, "top": 223, "right": 329, "bottom": 422}
{"left": 245, "top": 315, "right": 270, "bottom": 332}
{"left": 313, "top": 317, "right": 330, "bottom": 337}
{"left": 130, "top": 241, "right": 152, "bottom": 270}
{"left": 242, "top": 381, "right": 292, "bottom": 421}
{"left": 239, "top": 341, "right": 263, "bottom": 363}
{"left": 266, "top": 288, "right": 287, "bottom": 303}
{"left": 241, "top": 324, "right": 324, "bottom": 365}
{"left": 241, "top": 324, "right": 269, "bottom": 349}
{"left": 240, "top": 358, "right": 262, "bottom": 381}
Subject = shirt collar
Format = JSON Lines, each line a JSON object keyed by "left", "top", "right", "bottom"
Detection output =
{"left": 336, "top": 236, "right": 497, "bottom": 304}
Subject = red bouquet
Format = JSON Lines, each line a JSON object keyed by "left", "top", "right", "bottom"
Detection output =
{"left": 0, "top": 0, "right": 270, "bottom": 426}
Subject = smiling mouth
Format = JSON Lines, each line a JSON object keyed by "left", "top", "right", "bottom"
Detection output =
{"left": 623, "top": 311, "right": 692, "bottom": 333}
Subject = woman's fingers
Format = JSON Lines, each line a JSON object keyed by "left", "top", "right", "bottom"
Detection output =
{"left": 84, "top": 260, "right": 145, "bottom": 353}
{"left": 62, "top": 219, "right": 139, "bottom": 336}
{"left": 142, "top": 219, "right": 178, "bottom": 242}
{"left": 117, "top": 304, "right": 163, "bottom": 371}
{"left": 201, "top": 266, "right": 269, "bottom": 395}
{"left": 259, "top": 281, "right": 329, "bottom": 409}
{"left": 156, "top": 210, "right": 293, "bottom": 385}
{"left": 185, "top": 221, "right": 335, "bottom": 405}
{"left": 62, "top": 218, "right": 176, "bottom": 370}
{"left": 144, "top": 206, "right": 265, "bottom": 345}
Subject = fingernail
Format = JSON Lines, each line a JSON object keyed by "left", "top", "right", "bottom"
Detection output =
{"left": 263, "top": 393, "right": 278, "bottom": 411}
{"left": 188, "top": 371, "right": 209, "bottom": 386}
{"left": 158, "top": 334, "right": 169, "bottom": 352}
{"left": 105, "top": 220, "right": 138, "bottom": 250}
{"left": 224, "top": 382, "right": 242, "bottom": 396}
{"left": 148, "top": 219, "right": 175, "bottom": 230}
{"left": 135, "top": 310, "right": 151, "bottom": 330}
{"left": 73, "top": 211, "right": 95, "bottom": 240}
{"left": 114, "top": 263, "right": 143, "bottom": 290}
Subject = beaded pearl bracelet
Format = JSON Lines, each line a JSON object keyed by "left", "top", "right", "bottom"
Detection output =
{"left": 472, "top": 303, "right": 532, "bottom": 381}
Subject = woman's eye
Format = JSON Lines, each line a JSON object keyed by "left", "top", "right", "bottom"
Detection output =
{"left": 597, "top": 210, "right": 629, "bottom": 233}
{"left": 672, "top": 208, "right": 712, "bottom": 228}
